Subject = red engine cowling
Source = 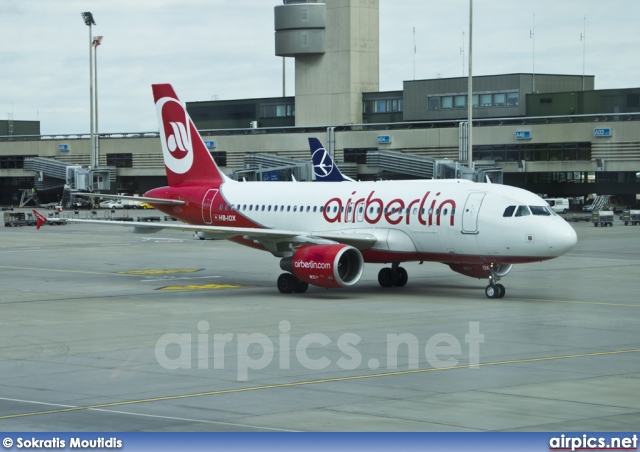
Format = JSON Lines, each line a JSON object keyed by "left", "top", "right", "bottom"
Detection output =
{"left": 280, "top": 244, "right": 364, "bottom": 289}
{"left": 448, "top": 263, "right": 513, "bottom": 279}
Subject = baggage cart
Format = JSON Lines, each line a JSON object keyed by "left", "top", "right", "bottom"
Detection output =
{"left": 623, "top": 210, "right": 640, "bottom": 226}
{"left": 592, "top": 210, "right": 614, "bottom": 227}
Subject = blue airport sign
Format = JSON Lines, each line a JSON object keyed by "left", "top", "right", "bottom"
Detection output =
{"left": 58, "top": 144, "right": 69, "bottom": 152}
{"left": 515, "top": 130, "right": 531, "bottom": 140}
{"left": 262, "top": 170, "right": 280, "bottom": 181}
{"left": 594, "top": 127, "right": 612, "bottom": 137}
{"left": 377, "top": 135, "right": 391, "bottom": 144}
{"left": 204, "top": 140, "right": 216, "bottom": 148}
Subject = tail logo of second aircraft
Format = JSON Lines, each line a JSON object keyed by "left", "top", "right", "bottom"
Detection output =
{"left": 312, "top": 148, "right": 334, "bottom": 178}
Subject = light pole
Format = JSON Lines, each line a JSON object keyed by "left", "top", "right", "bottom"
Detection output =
{"left": 81, "top": 12, "right": 96, "bottom": 169}
{"left": 93, "top": 35, "right": 103, "bottom": 166}
{"left": 467, "top": 0, "right": 473, "bottom": 169}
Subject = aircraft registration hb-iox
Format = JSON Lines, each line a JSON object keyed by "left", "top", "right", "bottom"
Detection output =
{"left": 36, "top": 84, "right": 577, "bottom": 298}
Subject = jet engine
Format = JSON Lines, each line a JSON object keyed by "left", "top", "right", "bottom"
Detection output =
{"left": 280, "top": 244, "right": 364, "bottom": 289}
{"left": 448, "top": 263, "right": 513, "bottom": 279}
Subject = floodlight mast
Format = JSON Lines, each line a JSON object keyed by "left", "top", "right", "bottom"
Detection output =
{"left": 81, "top": 12, "right": 96, "bottom": 170}
{"left": 93, "top": 35, "right": 103, "bottom": 165}
{"left": 467, "top": 0, "right": 473, "bottom": 169}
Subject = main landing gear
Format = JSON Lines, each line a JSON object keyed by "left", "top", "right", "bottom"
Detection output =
{"left": 378, "top": 263, "right": 408, "bottom": 288}
{"left": 277, "top": 273, "right": 309, "bottom": 294}
{"left": 485, "top": 263, "right": 506, "bottom": 299}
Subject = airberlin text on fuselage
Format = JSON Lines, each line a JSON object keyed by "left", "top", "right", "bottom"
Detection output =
{"left": 323, "top": 190, "right": 456, "bottom": 226}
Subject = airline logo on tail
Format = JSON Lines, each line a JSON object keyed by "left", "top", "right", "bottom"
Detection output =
{"left": 312, "top": 147, "right": 335, "bottom": 178}
{"left": 156, "top": 96, "right": 194, "bottom": 175}
{"left": 152, "top": 84, "right": 224, "bottom": 186}
{"left": 309, "top": 138, "right": 354, "bottom": 182}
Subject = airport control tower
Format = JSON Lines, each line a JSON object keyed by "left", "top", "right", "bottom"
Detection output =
{"left": 275, "top": 0, "right": 379, "bottom": 126}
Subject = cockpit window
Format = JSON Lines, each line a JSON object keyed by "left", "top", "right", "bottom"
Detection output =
{"left": 529, "top": 205, "right": 552, "bottom": 216}
{"left": 514, "top": 205, "right": 531, "bottom": 217}
{"left": 503, "top": 206, "right": 516, "bottom": 217}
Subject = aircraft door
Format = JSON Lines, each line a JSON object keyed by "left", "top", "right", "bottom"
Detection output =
{"left": 344, "top": 202, "right": 355, "bottom": 223}
{"left": 461, "top": 192, "right": 486, "bottom": 234}
{"left": 356, "top": 202, "right": 364, "bottom": 223}
{"left": 202, "top": 189, "right": 219, "bottom": 225}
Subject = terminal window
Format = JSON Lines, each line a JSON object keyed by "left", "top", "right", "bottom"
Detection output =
{"left": 210, "top": 151, "right": 227, "bottom": 167}
{"left": 0, "top": 155, "right": 33, "bottom": 169}
{"left": 427, "top": 91, "right": 518, "bottom": 110}
{"left": 363, "top": 98, "right": 403, "bottom": 114}
{"left": 106, "top": 153, "right": 132, "bottom": 168}
{"left": 260, "top": 103, "right": 295, "bottom": 118}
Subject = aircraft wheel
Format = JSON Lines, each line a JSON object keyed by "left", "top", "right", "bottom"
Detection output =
{"left": 293, "top": 279, "right": 309, "bottom": 293}
{"left": 277, "top": 273, "right": 296, "bottom": 294}
{"left": 394, "top": 267, "right": 408, "bottom": 287}
{"left": 378, "top": 267, "right": 396, "bottom": 288}
{"left": 496, "top": 284, "right": 506, "bottom": 299}
{"left": 485, "top": 284, "right": 498, "bottom": 299}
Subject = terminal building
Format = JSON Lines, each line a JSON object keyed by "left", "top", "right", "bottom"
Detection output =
{"left": 1, "top": 0, "right": 639, "bottom": 207}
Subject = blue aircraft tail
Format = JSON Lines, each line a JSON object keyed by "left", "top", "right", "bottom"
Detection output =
{"left": 308, "top": 137, "right": 354, "bottom": 182}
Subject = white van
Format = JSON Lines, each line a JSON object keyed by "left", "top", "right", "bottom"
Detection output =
{"left": 544, "top": 198, "right": 570, "bottom": 214}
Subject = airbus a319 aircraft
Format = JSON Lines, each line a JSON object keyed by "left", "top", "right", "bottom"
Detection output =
{"left": 37, "top": 84, "right": 577, "bottom": 298}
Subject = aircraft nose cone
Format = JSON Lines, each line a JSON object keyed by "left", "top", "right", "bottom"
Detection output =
{"left": 546, "top": 221, "right": 577, "bottom": 256}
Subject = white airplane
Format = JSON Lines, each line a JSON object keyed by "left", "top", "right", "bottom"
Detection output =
{"left": 36, "top": 84, "right": 577, "bottom": 298}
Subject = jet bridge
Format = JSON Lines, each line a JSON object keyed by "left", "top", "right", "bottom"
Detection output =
{"left": 22, "top": 157, "right": 113, "bottom": 207}
{"left": 366, "top": 149, "right": 503, "bottom": 183}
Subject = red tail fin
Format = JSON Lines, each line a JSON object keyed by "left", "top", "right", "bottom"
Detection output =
{"left": 152, "top": 84, "right": 225, "bottom": 187}
{"left": 33, "top": 210, "right": 47, "bottom": 229}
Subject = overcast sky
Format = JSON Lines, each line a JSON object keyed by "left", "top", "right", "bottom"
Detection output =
{"left": 1, "top": 0, "right": 638, "bottom": 135}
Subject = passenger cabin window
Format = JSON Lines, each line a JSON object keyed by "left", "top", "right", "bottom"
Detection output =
{"left": 503, "top": 206, "right": 516, "bottom": 217}
{"left": 515, "top": 205, "right": 531, "bottom": 217}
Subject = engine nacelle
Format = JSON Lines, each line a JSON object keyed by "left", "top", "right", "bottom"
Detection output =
{"left": 280, "top": 244, "right": 364, "bottom": 289}
{"left": 448, "top": 263, "right": 513, "bottom": 279}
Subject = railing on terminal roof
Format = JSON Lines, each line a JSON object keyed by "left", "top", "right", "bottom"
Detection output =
{"left": 1, "top": 112, "right": 639, "bottom": 142}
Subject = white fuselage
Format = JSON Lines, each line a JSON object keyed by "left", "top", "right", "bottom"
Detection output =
{"left": 212, "top": 178, "right": 576, "bottom": 263}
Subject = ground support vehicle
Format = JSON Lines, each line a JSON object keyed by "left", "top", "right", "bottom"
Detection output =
{"left": 623, "top": 210, "right": 640, "bottom": 226}
{"left": 4, "top": 212, "right": 36, "bottom": 227}
{"left": 592, "top": 211, "right": 614, "bottom": 227}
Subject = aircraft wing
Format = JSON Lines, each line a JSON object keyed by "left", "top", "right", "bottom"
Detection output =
{"left": 311, "top": 231, "right": 378, "bottom": 249}
{"left": 58, "top": 218, "right": 378, "bottom": 250}
{"left": 74, "top": 193, "right": 185, "bottom": 206}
